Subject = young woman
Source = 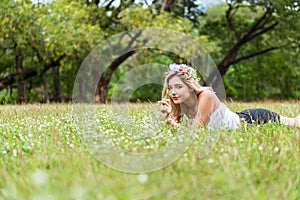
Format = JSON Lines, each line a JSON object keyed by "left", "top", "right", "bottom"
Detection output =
{"left": 159, "top": 64, "right": 300, "bottom": 129}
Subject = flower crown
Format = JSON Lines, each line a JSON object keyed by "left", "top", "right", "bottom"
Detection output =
{"left": 166, "top": 63, "right": 200, "bottom": 81}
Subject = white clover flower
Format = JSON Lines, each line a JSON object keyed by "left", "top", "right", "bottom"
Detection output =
{"left": 12, "top": 149, "right": 17, "bottom": 157}
{"left": 31, "top": 169, "right": 48, "bottom": 186}
{"left": 137, "top": 173, "right": 148, "bottom": 184}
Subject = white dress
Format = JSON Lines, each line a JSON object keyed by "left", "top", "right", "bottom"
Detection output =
{"left": 206, "top": 103, "right": 240, "bottom": 130}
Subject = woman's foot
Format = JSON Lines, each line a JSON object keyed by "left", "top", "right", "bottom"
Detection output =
{"left": 280, "top": 115, "right": 300, "bottom": 127}
{"left": 295, "top": 114, "right": 300, "bottom": 127}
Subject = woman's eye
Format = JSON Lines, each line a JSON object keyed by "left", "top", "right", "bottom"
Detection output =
{"left": 175, "top": 85, "right": 182, "bottom": 89}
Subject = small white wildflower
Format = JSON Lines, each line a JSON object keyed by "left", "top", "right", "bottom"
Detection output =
{"left": 137, "top": 173, "right": 148, "bottom": 184}
{"left": 70, "top": 185, "right": 85, "bottom": 200}
{"left": 31, "top": 169, "right": 48, "bottom": 186}
{"left": 274, "top": 147, "right": 279, "bottom": 152}
{"left": 258, "top": 146, "right": 263, "bottom": 151}
{"left": 192, "top": 134, "right": 198, "bottom": 139}
{"left": 132, "top": 147, "right": 137, "bottom": 152}
{"left": 12, "top": 149, "right": 17, "bottom": 157}
{"left": 208, "top": 158, "right": 214, "bottom": 163}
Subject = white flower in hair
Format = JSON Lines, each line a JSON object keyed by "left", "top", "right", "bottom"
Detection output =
{"left": 167, "top": 63, "right": 201, "bottom": 81}
{"left": 169, "top": 63, "right": 186, "bottom": 72}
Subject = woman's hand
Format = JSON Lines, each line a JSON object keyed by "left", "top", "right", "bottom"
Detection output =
{"left": 158, "top": 99, "right": 179, "bottom": 126}
{"left": 158, "top": 99, "right": 171, "bottom": 117}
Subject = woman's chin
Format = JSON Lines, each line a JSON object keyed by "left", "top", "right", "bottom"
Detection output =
{"left": 173, "top": 100, "right": 181, "bottom": 104}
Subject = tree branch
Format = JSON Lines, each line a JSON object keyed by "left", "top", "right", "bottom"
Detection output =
{"left": 0, "top": 68, "right": 37, "bottom": 91}
{"left": 242, "top": 8, "right": 272, "bottom": 41}
{"left": 226, "top": 4, "right": 241, "bottom": 40}
{"left": 26, "top": 36, "right": 66, "bottom": 76}
{"left": 244, "top": 21, "right": 279, "bottom": 43}
{"left": 230, "top": 46, "right": 281, "bottom": 65}
{"left": 105, "top": 0, "right": 115, "bottom": 11}
{"left": 40, "top": 54, "right": 66, "bottom": 76}
{"left": 26, "top": 36, "right": 46, "bottom": 66}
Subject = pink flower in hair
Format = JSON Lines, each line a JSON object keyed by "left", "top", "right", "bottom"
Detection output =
{"left": 178, "top": 67, "right": 183, "bottom": 72}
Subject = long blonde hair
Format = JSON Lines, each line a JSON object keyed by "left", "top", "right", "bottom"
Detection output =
{"left": 161, "top": 65, "right": 203, "bottom": 122}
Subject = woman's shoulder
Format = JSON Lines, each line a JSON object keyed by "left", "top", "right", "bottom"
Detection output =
{"left": 197, "top": 87, "right": 214, "bottom": 95}
{"left": 197, "top": 87, "right": 220, "bottom": 105}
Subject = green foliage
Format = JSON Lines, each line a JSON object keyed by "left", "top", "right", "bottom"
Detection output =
{"left": 201, "top": 1, "right": 299, "bottom": 100}
{"left": 0, "top": 0, "right": 299, "bottom": 102}
{"left": 0, "top": 0, "right": 104, "bottom": 103}
{"left": 36, "top": 1, "right": 103, "bottom": 58}
{"left": 120, "top": 5, "right": 193, "bottom": 31}
{"left": 225, "top": 49, "right": 300, "bottom": 100}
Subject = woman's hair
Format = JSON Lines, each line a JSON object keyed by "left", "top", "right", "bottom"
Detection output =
{"left": 162, "top": 64, "right": 203, "bottom": 122}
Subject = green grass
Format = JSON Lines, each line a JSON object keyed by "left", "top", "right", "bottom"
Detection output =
{"left": 0, "top": 102, "right": 299, "bottom": 200}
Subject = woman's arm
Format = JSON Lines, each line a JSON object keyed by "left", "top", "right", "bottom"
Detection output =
{"left": 193, "top": 89, "right": 220, "bottom": 127}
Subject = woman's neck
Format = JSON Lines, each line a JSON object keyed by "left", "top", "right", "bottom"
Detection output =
{"left": 182, "top": 95, "right": 198, "bottom": 118}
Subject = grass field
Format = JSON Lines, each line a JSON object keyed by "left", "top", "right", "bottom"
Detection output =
{"left": 0, "top": 101, "right": 299, "bottom": 200}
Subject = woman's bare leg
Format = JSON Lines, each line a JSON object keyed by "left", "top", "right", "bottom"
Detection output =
{"left": 280, "top": 114, "right": 300, "bottom": 127}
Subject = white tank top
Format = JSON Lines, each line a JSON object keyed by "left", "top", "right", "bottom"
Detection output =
{"left": 206, "top": 103, "right": 240, "bottom": 130}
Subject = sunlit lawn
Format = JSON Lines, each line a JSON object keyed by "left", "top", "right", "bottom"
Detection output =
{"left": 0, "top": 101, "right": 299, "bottom": 200}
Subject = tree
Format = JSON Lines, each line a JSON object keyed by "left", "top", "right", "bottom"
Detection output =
{"left": 151, "top": 0, "right": 203, "bottom": 27}
{"left": 202, "top": 0, "right": 299, "bottom": 76}
{"left": 93, "top": 5, "right": 215, "bottom": 103}
{"left": 0, "top": 0, "right": 103, "bottom": 103}
{"left": 0, "top": 0, "right": 37, "bottom": 103}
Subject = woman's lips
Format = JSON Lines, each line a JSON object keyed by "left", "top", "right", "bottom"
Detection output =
{"left": 172, "top": 97, "right": 178, "bottom": 101}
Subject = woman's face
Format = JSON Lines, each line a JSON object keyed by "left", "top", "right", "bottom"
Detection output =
{"left": 168, "top": 75, "right": 192, "bottom": 104}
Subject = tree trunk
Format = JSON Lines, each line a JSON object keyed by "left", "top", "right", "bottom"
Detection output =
{"left": 15, "top": 47, "right": 26, "bottom": 103}
{"left": 217, "top": 44, "right": 240, "bottom": 76}
{"left": 97, "top": 81, "right": 109, "bottom": 103}
{"left": 42, "top": 74, "right": 49, "bottom": 103}
{"left": 96, "top": 50, "right": 136, "bottom": 103}
{"left": 161, "top": 0, "right": 175, "bottom": 12}
{"left": 53, "top": 67, "right": 61, "bottom": 102}
{"left": 94, "top": 30, "right": 142, "bottom": 103}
